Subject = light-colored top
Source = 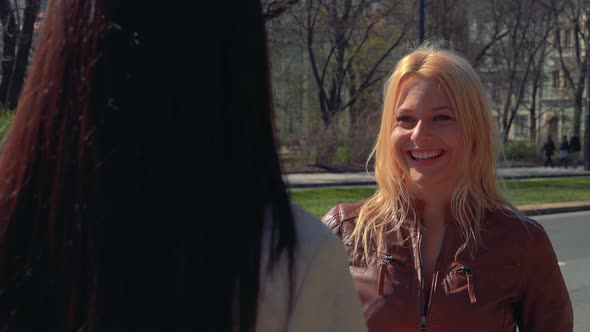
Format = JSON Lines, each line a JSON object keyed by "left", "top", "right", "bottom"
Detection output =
{"left": 256, "top": 203, "right": 367, "bottom": 332}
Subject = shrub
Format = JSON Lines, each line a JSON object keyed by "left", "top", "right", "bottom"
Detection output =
{"left": 0, "top": 109, "right": 15, "bottom": 143}
{"left": 332, "top": 146, "right": 352, "bottom": 165}
{"left": 504, "top": 140, "right": 537, "bottom": 160}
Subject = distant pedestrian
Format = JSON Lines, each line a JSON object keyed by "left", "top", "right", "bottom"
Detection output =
{"left": 542, "top": 135, "right": 556, "bottom": 167}
{"left": 559, "top": 135, "right": 570, "bottom": 168}
{"left": 569, "top": 134, "right": 581, "bottom": 168}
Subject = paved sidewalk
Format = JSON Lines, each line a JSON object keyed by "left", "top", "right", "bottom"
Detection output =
{"left": 285, "top": 166, "right": 590, "bottom": 188}
{"left": 285, "top": 166, "right": 590, "bottom": 216}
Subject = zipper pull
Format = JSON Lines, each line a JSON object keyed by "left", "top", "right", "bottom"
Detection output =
{"left": 459, "top": 267, "right": 477, "bottom": 304}
{"left": 466, "top": 273, "right": 477, "bottom": 304}
{"left": 382, "top": 254, "right": 406, "bottom": 266}
{"left": 420, "top": 315, "right": 427, "bottom": 331}
{"left": 378, "top": 262, "right": 386, "bottom": 296}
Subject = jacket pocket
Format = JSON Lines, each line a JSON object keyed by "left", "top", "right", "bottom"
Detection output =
{"left": 372, "top": 252, "right": 407, "bottom": 296}
{"left": 443, "top": 262, "right": 520, "bottom": 304}
{"left": 346, "top": 241, "right": 409, "bottom": 297}
{"left": 348, "top": 248, "right": 413, "bottom": 322}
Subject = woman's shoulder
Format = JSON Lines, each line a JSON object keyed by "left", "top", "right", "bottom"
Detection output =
{"left": 485, "top": 208, "right": 543, "bottom": 231}
{"left": 320, "top": 201, "right": 365, "bottom": 241}
{"left": 258, "top": 204, "right": 366, "bottom": 332}
{"left": 290, "top": 203, "right": 348, "bottom": 252}
{"left": 260, "top": 203, "right": 349, "bottom": 277}
{"left": 483, "top": 209, "right": 552, "bottom": 249}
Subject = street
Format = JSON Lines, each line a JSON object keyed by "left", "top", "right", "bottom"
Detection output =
{"left": 535, "top": 211, "right": 590, "bottom": 332}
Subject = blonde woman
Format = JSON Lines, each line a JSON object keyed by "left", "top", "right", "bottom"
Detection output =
{"left": 322, "top": 45, "right": 572, "bottom": 332}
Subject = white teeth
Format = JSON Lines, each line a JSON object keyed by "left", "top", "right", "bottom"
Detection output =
{"left": 411, "top": 151, "right": 442, "bottom": 159}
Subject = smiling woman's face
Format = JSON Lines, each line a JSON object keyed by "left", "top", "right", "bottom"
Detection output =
{"left": 390, "top": 77, "right": 462, "bottom": 195}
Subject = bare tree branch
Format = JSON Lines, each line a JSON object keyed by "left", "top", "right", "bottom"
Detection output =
{"left": 292, "top": 0, "right": 412, "bottom": 127}
{"left": 543, "top": 0, "right": 586, "bottom": 135}
{"left": 263, "top": 0, "right": 300, "bottom": 21}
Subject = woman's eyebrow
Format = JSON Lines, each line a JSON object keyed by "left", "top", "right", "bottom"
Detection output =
{"left": 395, "top": 107, "right": 413, "bottom": 113}
{"left": 432, "top": 105, "right": 452, "bottom": 111}
{"left": 396, "top": 105, "right": 453, "bottom": 112}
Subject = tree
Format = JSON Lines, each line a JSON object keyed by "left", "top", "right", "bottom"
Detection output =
{"left": 467, "top": 0, "right": 511, "bottom": 69}
{"left": 291, "top": 0, "right": 413, "bottom": 129}
{"left": 266, "top": 12, "right": 309, "bottom": 150}
{"left": 526, "top": 41, "right": 549, "bottom": 144}
{"left": 0, "top": 0, "right": 18, "bottom": 109}
{"left": 549, "top": 0, "right": 587, "bottom": 137}
{"left": 263, "top": 0, "right": 300, "bottom": 20}
{"left": 483, "top": 0, "right": 553, "bottom": 142}
{"left": 0, "top": 0, "right": 41, "bottom": 110}
{"left": 425, "top": 0, "right": 470, "bottom": 52}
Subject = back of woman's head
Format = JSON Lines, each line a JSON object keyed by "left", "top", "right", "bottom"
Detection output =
{"left": 0, "top": 0, "right": 295, "bottom": 331}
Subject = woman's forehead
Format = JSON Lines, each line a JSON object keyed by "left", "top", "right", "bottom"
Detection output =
{"left": 395, "top": 77, "right": 451, "bottom": 110}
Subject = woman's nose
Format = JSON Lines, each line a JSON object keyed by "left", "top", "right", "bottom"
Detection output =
{"left": 410, "top": 120, "right": 433, "bottom": 143}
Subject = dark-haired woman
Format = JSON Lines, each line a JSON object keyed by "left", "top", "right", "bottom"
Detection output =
{"left": 0, "top": 0, "right": 366, "bottom": 331}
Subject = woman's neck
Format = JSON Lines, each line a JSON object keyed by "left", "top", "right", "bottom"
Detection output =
{"left": 421, "top": 202, "right": 449, "bottom": 229}
{"left": 406, "top": 182, "right": 454, "bottom": 229}
{"left": 412, "top": 192, "right": 450, "bottom": 229}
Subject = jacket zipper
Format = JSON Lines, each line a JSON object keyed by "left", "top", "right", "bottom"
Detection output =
{"left": 347, "top": 242, "right": 409, "bottom": 297}
{"left": 418, "top": 223, "right": 449, "bottom": 332}
{"left": 452, "top": 263, "right": 519, "bottom": 304}
{"left": 377, "top": 253, "right": 406, "bottom": 266}
{"left": 374, "top": 252, "right": 405, "bottom": 296}
{"left": 348, "top": 242, "right": 407, "bottom": 266}
{"left": 418, "top": 228, "right": 426, "bottom": 332}
{"left": 454, "top": 263, "right": 520, "bottom": 271}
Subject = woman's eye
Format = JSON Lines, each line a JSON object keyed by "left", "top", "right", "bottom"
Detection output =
{"left": 396, "top": 116, "right": 414, "bottom": 123}
{"left": 396, "top": 116, "right": 415, "bottom": 128}
{"left": 434, "top": 114, "right": 452, "bottom": 121}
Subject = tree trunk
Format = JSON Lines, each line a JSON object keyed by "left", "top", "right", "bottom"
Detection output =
{"left": 573, "top": 85, "right": 583, "bottom": 136}
{"left": 315, "top": 114, "right": 341, "bottom": 166}
{"left": 529, "top": 78, "right": 538, "bottom": 145}
{"left": 0, "top": 0, "right": 17, "bottom": 109}
{"left": 501, "top": 93, "right": 512, "bottom": 143}
{"left": 6, "top": 0, "right": 40, "bottom": 109}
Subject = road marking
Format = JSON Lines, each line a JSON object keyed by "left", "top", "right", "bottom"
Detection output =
{"left": 558, "top": 262, "right": 566, "bottom": 266}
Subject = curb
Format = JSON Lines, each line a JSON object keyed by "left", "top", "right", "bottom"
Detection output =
{"left": 518, "top": 202, "right": 590, "bottom": 216}
{"left": 501, "top": 173, "right": 590, "bottom": 180}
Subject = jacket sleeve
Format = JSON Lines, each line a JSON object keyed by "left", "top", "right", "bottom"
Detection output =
{"left": 288, "top": 233, "right": 367, "bottom": 332}
{"left": 321, "top": 204, "right": 342, "bottom": 235}
{"left": 517, "top": 223, "right": 573, "bottom": 332}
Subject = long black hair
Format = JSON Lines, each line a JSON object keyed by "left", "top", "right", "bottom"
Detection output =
{"left": 0, "top": 0, "right": 296, "bottom": 330}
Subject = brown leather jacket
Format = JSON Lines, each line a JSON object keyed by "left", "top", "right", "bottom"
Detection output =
{"left": 322, "top": 201, "right": 573, "bottom": 332}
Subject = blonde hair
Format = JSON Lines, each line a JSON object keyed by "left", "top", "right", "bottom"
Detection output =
{"left": 353, "top": 43, "right": 521, "bottom": 262}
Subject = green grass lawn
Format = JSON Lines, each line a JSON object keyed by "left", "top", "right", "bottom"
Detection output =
{"left": 290, "top": 177, "right": 590, "bottom": 218}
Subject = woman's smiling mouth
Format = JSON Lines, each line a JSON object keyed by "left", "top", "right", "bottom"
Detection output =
{"left": 408, "top": 149, "right": 445, "bottom": 160}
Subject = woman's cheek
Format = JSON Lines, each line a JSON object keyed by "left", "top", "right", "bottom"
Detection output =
{"left": 390, "top": 129, "right": 407, "bottom": 160}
